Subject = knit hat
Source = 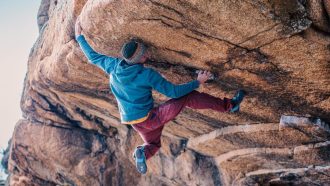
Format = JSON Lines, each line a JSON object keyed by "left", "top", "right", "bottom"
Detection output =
{"left": 121, "top": 39, "right": 146, "bottom": 64}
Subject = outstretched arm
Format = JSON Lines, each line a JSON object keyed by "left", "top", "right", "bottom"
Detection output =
{"left": 148, "top": 69, "right": 209, "bottom": 98}
{"left": 75, "top": 20, "right": 118, "bottom": 74}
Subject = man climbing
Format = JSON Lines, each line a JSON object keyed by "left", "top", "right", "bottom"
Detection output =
{"left": 75, "top": 20, "right": 246, "bottom": 174}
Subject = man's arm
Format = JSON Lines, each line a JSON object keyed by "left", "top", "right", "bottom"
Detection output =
{"left": 148, "top": 69, "right": 203, "bottom": 98}
{"left": 75, "top": 21, "right": 118, "bottom": 74}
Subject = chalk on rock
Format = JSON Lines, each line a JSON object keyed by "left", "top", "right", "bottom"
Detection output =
{"left": 195, "top": 70, "right": 216, "bottom": 81}
{"left": 280, "top": 115, "right": 330, "bottom": 133}
{"left": 280, "top": 115, "right": 312, "bottom": 127}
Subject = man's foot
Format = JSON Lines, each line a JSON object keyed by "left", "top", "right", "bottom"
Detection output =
{"left": 133, "top": 146, "right": 147, "bottom": 174}
{"left": 230, "top": 90, "right": 247, "bottom": 113}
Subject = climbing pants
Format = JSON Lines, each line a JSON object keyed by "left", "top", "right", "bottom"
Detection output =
{"left": 131, "top": 90, "right": 233, "bottom": 159}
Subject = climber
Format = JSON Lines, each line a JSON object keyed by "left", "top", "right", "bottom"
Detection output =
{"left": 75, "top": 20, "right": 246, "bottom": 174}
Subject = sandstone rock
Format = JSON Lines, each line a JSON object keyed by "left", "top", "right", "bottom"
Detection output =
{"left": 5, "top": 0, "right": 330, "bottom": 185}
{"left": 280, "top": 115, "right": 330, "bottom": 132}
{"left": 37, "top": 0, "right": 51, "bottom": 31}
{"left": 8, "top": 119, "right": 140, "bottom": 185}
{"left": 306, "top": 0, "right": 330, "bottom": 33}
{"left": 237, "top": 165, "right": 330, "bottom": 185}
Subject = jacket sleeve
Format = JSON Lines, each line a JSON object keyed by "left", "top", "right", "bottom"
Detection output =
{"left": 76, "top": 35, "right": 118, "bottom": 74}
{"left": 148, "top": 68, "right": 200, "bottom": 98}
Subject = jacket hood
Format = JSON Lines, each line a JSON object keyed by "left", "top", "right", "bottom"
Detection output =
{"left": 114, "top": 60, "right": 143, "bottom": 83}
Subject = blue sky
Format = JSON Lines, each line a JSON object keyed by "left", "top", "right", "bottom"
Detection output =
{"left": 0, "top": 0, "right": 40, "bottom": 151}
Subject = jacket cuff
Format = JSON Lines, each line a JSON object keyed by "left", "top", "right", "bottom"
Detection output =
{"left": 76, "top": 35, "right": 84, "bottom": 42}
{"left": 192, "top": 80, "right": 200, "bottom": 89}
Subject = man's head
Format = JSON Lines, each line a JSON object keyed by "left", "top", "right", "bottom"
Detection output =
{"left": 121, "top": 39, "right": 149, "bottom": 64}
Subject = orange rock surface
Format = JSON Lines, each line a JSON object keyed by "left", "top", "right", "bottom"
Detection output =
{"left": 2, "top": 0, "right": 329, "bottom": 185}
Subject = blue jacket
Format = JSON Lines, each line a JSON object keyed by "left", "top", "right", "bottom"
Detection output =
{"left": 76, "top": 35, "right": 200, "bottom": 122}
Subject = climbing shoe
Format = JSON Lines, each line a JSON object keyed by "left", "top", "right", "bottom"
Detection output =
{"left": 230, "top": 90, "right": 247, "bottom": 113}
{"left": 133, "top": 146, "right": 147, "bottom": 174}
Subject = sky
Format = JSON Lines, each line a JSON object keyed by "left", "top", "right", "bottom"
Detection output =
{"left": 0, "top": 0, "right": 41, "bottom": 178}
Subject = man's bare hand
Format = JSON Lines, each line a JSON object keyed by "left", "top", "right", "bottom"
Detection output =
{"left": 75, "top": 20, "right": 82, "bottom": 37}
{"left": 197, "top": 70, "right": 213, "bottom": 84}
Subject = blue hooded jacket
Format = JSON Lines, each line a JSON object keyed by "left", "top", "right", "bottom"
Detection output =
{"left": 77, "top": 35, "right": 200, "bottom": 122}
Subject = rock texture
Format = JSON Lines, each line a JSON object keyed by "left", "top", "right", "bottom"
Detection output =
{"left": 3, "top": 0, "right": 330, "bottom": 185}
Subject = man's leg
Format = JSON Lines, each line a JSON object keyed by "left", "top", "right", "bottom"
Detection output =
{"left": 131, "top": 118, "right": 164, "bottom": 174}
{"left": 155, "top": 90, "right": 233, "bottom": 125}
{"left": 135, "top": 91, "right": 233, "bottom": 157}
{"left": 132, "top": 122, "right": 164, "bottom": 160}
{"left": 134, "top": 90, "right": 233, "bottom": 146}
{"left": 132, "top": 90, "right": 239, "bottom": 172}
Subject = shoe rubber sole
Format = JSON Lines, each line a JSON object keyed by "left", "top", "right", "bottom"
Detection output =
{"left": 230, "top": 90, "right": 247, "bottom": 113}
{"left": 133, "top": 147, "right": 147, "bottom": 174}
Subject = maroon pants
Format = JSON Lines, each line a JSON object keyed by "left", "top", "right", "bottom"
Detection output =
{"left": 131, "top": 90, "right": 233, "bottom": 160}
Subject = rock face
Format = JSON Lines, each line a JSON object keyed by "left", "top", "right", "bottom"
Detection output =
{"left": 3, "top": 0, "right": 330, "bottom": 185}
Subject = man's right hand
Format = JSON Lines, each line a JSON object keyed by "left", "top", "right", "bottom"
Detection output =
{"left": 75, "top": 20, "right": 82, "bottom": 37}
{"left": 197, "top": 70, "right": 213, "bottom": 84}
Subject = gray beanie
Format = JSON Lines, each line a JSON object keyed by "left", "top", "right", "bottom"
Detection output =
{"left": 121, "top": 40, "right": 146, "bottom": 64}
